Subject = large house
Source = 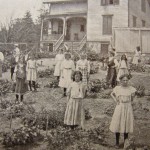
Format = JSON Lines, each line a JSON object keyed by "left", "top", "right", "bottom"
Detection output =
{"left": 41, "top": 0, "right": 150, "bottom": 55}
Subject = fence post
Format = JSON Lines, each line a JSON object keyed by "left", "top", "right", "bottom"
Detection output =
{"left": 10, "top": 112, "right": 13, "bottom": 129}
{"left": 46, "top": 113, "right": 49, "bottom": 137}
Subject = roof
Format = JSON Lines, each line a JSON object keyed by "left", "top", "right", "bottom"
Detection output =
{"left": 43, "top": 0, "right": 87, "bottom": 3}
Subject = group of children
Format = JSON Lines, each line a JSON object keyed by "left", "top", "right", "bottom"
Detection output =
{"left": 54, "top": 49, "right": 90, "bottom": 129}
{"left": 53, "top": 48, "right": 137, "bottom": 149}
{"left": 11, "top": 44, "right": 38, "bottom": 103}
{"left": 7, "top": 45, "right": 137, "bottom": 149}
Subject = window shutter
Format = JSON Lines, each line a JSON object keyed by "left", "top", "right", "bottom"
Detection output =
{"left": 103, "top": 15, "right": 112, "bottom": 35}
{"left": 103, "top": 16, "right": 107, "bottom": 34}
{"left": 107, "top": 16, "right": 112, "bottom": 34}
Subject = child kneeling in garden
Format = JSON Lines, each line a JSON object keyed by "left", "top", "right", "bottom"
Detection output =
{"left": 109, "top": 74, "right": 136, "bottom": 149}
{"left": 64, "top": 71, "right": 85, "bottom": 129}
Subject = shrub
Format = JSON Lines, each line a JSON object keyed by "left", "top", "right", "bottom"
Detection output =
{"left": 2, "top": 126, "right": 42, "bottom": 147}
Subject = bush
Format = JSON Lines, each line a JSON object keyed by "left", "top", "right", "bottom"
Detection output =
{"left": 22, "top": 108, "right": 64, "bottom": 130}
{"left": 44, "top": 79, "right": 59, "bottom": 88}
{"left": 0, "top": 79, "right": 12, "bottom": 95}
{"left": 38, "top": 69, "right": 54, "bottom": 78}
{"left": 2, "top": 126, "right": 42, "bottom": 147}
{"left": 90, "top": 62, "right": 99, "bottom": 74}
{"left": 88, "top": 79, "right": 109, "bottom": 93}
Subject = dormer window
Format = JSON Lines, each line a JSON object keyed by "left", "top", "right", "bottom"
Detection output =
{"left": 101, "top": 0, "right": 119, "bottom": 6}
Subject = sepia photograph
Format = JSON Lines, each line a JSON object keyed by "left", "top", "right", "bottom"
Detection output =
{"left": 0, "top": 0, "right": 150, "bottom": 149}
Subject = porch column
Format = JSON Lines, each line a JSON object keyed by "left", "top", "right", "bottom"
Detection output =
{"left": 63, "top": 17, "right": 66, "bottom": 36}
{"left": 48, "top": 20, "right": 52, "bottom": 35}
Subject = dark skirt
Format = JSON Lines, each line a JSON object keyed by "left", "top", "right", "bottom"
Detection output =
{"left": 106, "top": 67, "right": 117, "bottom": 88}
{"left": 15, "top": 78, "right": 28, "bottom": 95}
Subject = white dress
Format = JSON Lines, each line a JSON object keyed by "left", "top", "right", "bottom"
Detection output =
{"left": 54, "top": 54, "right": 64, "bottom": 77}
{"left": 26, "top": 60, "right": 37, "bottom": 81}
{"left": 59, "top": 59, "right": 75, "bottom": 88}
{"left": 109, "top": 86, "right": 136, "bottom": 133}
{"left": 132, "top": 50, "right": 141, "bottom": 65}
{"left": 64, "top": 82, "right": 85, "bottom": 128}
{"left": 76, "top": 59, "right": 90, "bottom": 84}
{"left": 117, "top": 60, "right": 129, "bottom": 81}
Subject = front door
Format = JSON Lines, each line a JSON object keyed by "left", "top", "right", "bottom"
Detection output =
{"left": 101, "top": 43, "right": 109, "bottom": 57}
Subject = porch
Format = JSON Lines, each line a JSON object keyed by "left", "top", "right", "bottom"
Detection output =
{"left": 40, "top": 15, "right": 87, "bottom": 52}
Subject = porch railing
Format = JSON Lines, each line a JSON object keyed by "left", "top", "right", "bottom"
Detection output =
{"left": 53, "top": 34, "right": 64, "bottom": 51}
{"left": 78, "top": 34, "right": 87, "bottom": 52}
{"left": 43, "top": 34, "right": 62, "bottom": 41}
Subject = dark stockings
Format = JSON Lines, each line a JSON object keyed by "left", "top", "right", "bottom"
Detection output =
{"left": 29, "top": 81, "right": 36, "bottom": 91}
{"left": 29, "top": 81, "right": 32, "bottom": 91}
{"left": 32, "top": 81, "right": 36, "bottom": 91}
{"left": 115, "top": 132, "right": 129, "bottom": 146}
{"left": 16, "top": 94, "right": 19, "bottom": 100}
{"left": 124, "top": 133, "right": 128, "bottom": 141}
{"left": 11, "top": 67, "right": 15, "bottom": 80}
{"left": 64, "top": 88, "right": 67, "bottom": 96}
{"left": 20, "top": 95, "right": 23, "bottom": 102}
{"left": 16, "top": 94, "right": 23, "bottom": 102}
{"left": 115, "top": 132, "right": 120, "bottom": 145}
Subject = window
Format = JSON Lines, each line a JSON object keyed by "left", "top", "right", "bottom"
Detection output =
{"left": 133, "top": 16, "right": 137, "bottom": 27}
{"left": 103, "top": 15, "right": 112, "bottom": 35}
{"left": 141, "top": 0, "right": 146, "bottom": 12}
{"left": 142, "top": 20, "right": 146, "bottom": 27}
{"left": 101, "top": 0, "right": 119, "bottom": 5}
{"left": 80, "top": 25, "right": 85, "bottom": 32}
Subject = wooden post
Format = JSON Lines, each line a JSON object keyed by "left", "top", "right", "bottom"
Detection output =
{"left": 10, "top": 112, "right": 13, "bottom": 129}
{"left": 46, "top": 113, "right": 49, "bottom": 137}
{"left": 40, "top": 19, "right": 44, "bottom": 42}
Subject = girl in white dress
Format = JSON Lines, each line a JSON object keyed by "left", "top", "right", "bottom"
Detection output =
{"left": 132, "top": 46, "right": 141, "bottom": 66}
{"left": 109, "top": 74, "right": 136, "bottom": 148}
{"left": 117, "top": 54, "right": 129, "bottom": 82}
{"left": 59, "top": 52, "right": 75, "bottom": 96}
{"left": 64, "top": 71, "right": 85, "bottom": 129}
{"left": 26, "top": 55, "right": 38, "bottom": 91}
{"left": 54, "top": 49, "right": 64, "bottom": 81}
{"left": 76, "top": 53, "right": 90, "bottom": 85}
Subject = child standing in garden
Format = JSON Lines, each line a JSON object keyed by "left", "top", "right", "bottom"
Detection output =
{"left": 64, "top": 71, "right": 85, "bottom": 129}
{"left": 54, "top": 48, "right": 64, "bottom": 82}
{"left": 59, "top": 52, "right": 75, "bottom": 96}
{"left": 117, "top": 54, "right": 130, "bottom": 82}
{"left": 15, "top": 55, "right": 28, "bottom": 103}
{"left": 26, "top": 54, "right": 38, "bottom": 91}
{"left": 109, "top": 74, "right": 136, "bottom": 149}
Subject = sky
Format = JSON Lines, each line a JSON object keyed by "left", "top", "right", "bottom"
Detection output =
{"left": 0, "top": 0, "right": 43, "bottom": 25}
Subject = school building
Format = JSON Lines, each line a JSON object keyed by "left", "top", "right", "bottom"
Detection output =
{"left": 40, "top": 0, "right": 150, "bottom": 55}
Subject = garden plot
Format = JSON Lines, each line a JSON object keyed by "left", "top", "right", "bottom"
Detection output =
{"left": 0, "top": 66, "right": 150, "bottom": 150}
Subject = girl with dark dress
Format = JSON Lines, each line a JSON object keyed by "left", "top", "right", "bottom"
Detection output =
{"left": 15, "top": 56, "right": 27, "bottom": 103}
